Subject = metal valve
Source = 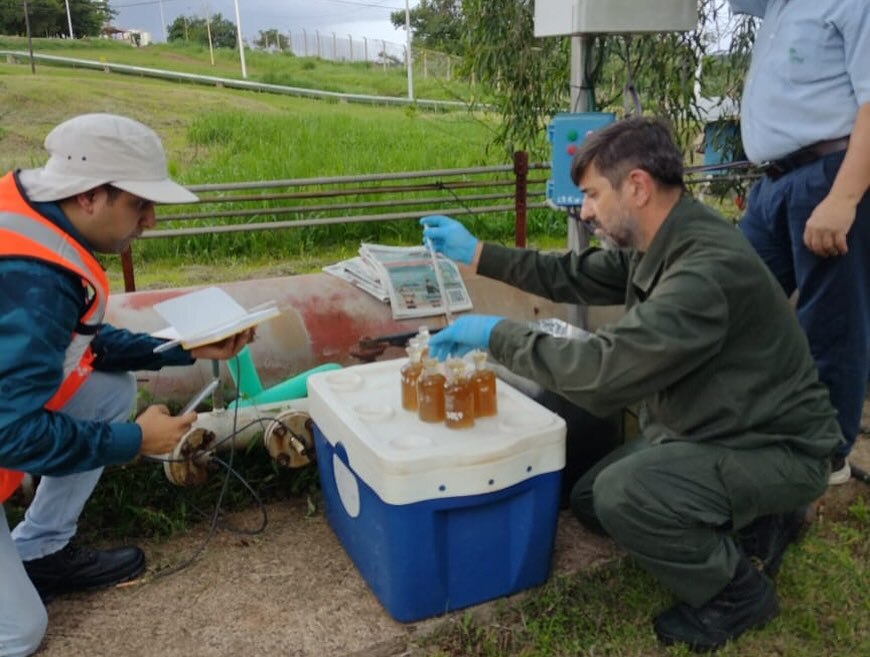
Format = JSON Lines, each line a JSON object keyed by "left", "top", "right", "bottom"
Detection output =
{"left": 263, "top": 410, "right": 315, "bottom": 468}
{"left": 163, "top": 427, "right": 218, "bottom": 487}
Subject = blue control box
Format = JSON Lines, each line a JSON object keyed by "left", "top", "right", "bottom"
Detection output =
{"left": 547, "top": 112, "right": 616, "bottom": 207}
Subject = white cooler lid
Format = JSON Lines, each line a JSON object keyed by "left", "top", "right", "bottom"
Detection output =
{"left": 307, "top": 359, "right": 566, "bottom": 505}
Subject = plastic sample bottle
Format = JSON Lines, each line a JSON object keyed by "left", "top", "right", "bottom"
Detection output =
{"left": 400, "top": 340, "right": 424, "bottom": 411}
{"left": 417, "top": 357, "right": 445, "bottom": 423}
{"left": 469, "top": 350, "right": 498, "bottom": 418}
{"left": 444, "top": 358, "right": 474, "bottom": 429}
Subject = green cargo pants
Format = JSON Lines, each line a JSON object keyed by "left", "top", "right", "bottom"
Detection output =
{"left": 570, "top": 437, "right": 828, "bottom": 606}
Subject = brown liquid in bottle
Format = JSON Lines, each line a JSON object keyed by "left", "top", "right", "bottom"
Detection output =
{"left": 400, "top": 341, "right": 424, "bottom": 411}
{"left": 444, "top": 359, "right": 474, "bottom": 429}
{"left": 469, "top": 351, "right": 497, "bottom": 418}
{"left": 417, "top": 358, "right": 445, "bottom": 423}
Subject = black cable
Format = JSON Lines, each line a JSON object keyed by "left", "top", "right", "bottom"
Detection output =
{"left": 209, "top": 455, "right": 269, "bottom": 534}
{"left": 141, "top": 356, "right": 273, "bottom": 580}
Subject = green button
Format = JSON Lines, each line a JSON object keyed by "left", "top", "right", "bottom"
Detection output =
{"left": 567, "top": 130, "right": 579, "bottom": 141}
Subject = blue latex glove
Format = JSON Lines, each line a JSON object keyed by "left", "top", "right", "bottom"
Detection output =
{"left": 428, "top": 315, "right": 504, "bottom": 360}
{"left": 420, "top": 215, "right": 478, "bottom": 265}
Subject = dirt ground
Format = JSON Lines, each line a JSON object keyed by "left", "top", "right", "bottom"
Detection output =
{"left": 36, "top": 437, "right": 869, "bottom": 657}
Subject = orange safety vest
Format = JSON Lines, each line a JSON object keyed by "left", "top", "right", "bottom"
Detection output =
{"left": 0, "top": 172, "right": 109, "bottom": 503}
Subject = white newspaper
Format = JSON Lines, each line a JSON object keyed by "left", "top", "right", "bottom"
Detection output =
{"left": 323, "top": 243, "right": 473, "bottom": 319}
{"left": 322, "top": 257, "right": 389, "bottom": 302}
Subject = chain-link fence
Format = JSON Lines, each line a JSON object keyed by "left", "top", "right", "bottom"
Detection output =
{"left": 273, "top": 30, "right": 458, "bottom": 80}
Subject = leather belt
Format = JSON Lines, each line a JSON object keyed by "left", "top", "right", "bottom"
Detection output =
{"left": 762, "top": 136, "right": 850, "bottom": 180}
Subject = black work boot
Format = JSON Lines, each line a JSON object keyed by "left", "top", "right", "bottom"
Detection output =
{"left": 653, "top": 557, "right": 780, "bottom": 653}
{"left": 23, "top": 543, "right": 145, "bottom": 600}
{"left": 738, "top": 506, "right": 809, "bottom": 578}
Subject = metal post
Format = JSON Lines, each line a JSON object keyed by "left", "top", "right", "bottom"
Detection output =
{"left": 567, "top": 36, "right": 589, "bottom": 255}
{"left": 302, "top": 29, "right": 307, "bottom": 56}
{"left": 233, "top": 0, "right": 247, "bottom": 79}
{"left": 63, "top": 0, "right": 74, "bottom": 38}
{"left": 121, "top": 247, "right": 136, "bottom": 292}
{"left": 332, "top": 32, "right": 337, "bottom": 60}
{"left": 316, "top": 30, "right": 321, "bottom": 58}
{"left": 348, "top": 34, "right": 353, "bottom": 62}
{"left": 382, "top": 39, "right": 386, "bottom": 71}
{"left": 568, "top": 36, "right": 589, "bottom": 328}
{"left": 363, "top": 36, "right": 368, "bottom": 63}
{"left": 22, "top": 0, "right": 35, "bottom": 74}
{"left": 404, "top": 0, "right": 414, "bottom": 100}
{"left": 513, "top": 151, "right": 528, "bottom": 248}
{"left": 158, "top": 0, "right": 167, "bottom": 42}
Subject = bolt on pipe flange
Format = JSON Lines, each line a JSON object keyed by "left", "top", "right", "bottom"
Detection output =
{"left": 263, "top": 410, "right": 314, "bottom": 468}
{"left": 163, "top": 428, "right": 215, "bottom": 487}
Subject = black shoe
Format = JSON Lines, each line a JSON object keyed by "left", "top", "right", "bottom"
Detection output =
{"left": 738, "top": 506, "right": 809, "bottom": 578}
{"left": 23, "top": 543, "right": 145, "bottom": 600}
{"left": 653, "top": 557, "right": 780, "bottom": 653}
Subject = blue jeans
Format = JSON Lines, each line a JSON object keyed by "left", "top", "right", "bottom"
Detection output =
{"left": 739, "top": 151, "right": 870, "bottom": 458}
{"left": 0, "top": 370, "right": 136, "bottom": 657}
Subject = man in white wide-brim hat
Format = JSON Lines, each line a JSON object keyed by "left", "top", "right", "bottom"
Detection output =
{"left": 0, "top": 114, "right": 253, "bottom": 656}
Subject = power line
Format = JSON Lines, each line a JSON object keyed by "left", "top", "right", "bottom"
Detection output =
{"left": 109, "top": 0, "right": 185, "bottom": 9}
{"left": 319, "top": 0, "right": 405, "bottom": 10}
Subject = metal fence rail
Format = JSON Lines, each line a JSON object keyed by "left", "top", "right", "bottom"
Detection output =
{"left": 120, "top": 157, "right": 545, "bottom": 291}
{"left": 118, "top": 156, "right": 755, "bottom": 292}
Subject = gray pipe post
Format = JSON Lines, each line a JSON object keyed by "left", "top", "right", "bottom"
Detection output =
{"left": 64, "top": 0, "right": 74, "bottom": 38}
{"left": 158, "top": 0, "right": 167, "bottom": 42}
{"left": 404, "top": 0, "right": 413, "bottom": 100}
{"left": 233, "top": 0, "right": 247, "bottom": 79}
{"left": 568, "top": 35, "right": 590, "bottom": 328}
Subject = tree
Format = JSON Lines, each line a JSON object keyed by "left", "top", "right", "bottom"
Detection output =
{"left": 462, "top": 0, "right": 756, "bottom": 156}
{"left": 390, "top": 0, "right": 463, "bottom": 55}
{"left": 254, "top": 29, "right": 290, "bottom": 51}
{"left": 167, "top": 13, "right": 237, "bottom": 49}
{"left": 0, "top": 0, "right": 114, "bottom": 38}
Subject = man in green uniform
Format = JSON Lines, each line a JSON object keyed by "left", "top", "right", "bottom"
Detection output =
{"left": 420, "top": 117, "right": 841, "bottom": 652}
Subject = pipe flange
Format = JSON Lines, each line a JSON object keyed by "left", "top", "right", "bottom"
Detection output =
{"left": 263, "top": 410, "right": 315, "bottom": 468}
{"left": 163, "top": 428, "right": 216, "bottom": 487}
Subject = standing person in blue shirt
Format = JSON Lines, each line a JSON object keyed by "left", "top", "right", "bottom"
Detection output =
{"left": 729, "top": 0, "right": 870, "bottom": 484}
{"left": 0, "top": 113, "right": 254, "bottom": 657}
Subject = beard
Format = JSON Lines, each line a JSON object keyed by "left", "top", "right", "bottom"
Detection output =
{"left": 596, "top": 208, "right": 639, "bottom": 250}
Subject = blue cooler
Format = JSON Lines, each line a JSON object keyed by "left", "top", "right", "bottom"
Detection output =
{"left": 307, "top": 359, "right": 566, "bottom": 622}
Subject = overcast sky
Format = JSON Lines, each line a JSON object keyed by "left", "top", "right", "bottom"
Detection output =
{"left": 109, "top": 0, "right": 418, "bottom": 46}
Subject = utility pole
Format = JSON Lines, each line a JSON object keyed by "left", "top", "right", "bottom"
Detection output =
{"left": 63, "top": 0, "right": 74, "bottom": 39}
{"left": 158, "top": 0, "right": 167, "bottom": 41}
{"left": 232, "top": 0, "right": 247, "bottom": 79}
{"left": 204, "top": 0, "right": 215, "bottom": 66}
{"left": 404, "top": 0, "right": 413, "bottom": 101}
{"left": 22, "top": 0, "right": 35, "bottom": 73}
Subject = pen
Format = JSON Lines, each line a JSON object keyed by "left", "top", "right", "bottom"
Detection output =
{"left": 180, "top": 379, "right": 221, "bottom": 414}
{"left": 153, "top": 338, "right": 182, "bottom": 354}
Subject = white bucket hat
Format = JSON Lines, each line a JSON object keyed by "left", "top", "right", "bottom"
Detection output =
{"left": 18, "top": 113, "right": 198, "bottom": 204}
